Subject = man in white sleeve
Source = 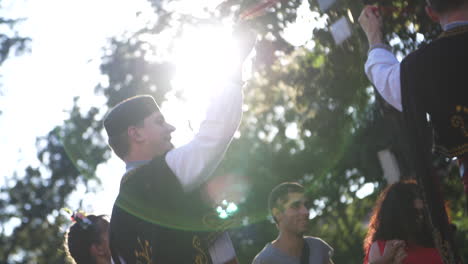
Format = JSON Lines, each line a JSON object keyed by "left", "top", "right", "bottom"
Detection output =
{"left": 104, "top": 28, "right": 256, "bottom": 264}
{"left": 359, "top": 2, "right": 468, "bottom": 261}
{"left": 359, "top": 0, "right": 468, "bottom": 201}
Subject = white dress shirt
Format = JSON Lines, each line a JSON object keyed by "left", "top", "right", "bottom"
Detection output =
{"left": 364, "top": 48, "right": 402, "bottom": 112}
{"left": 165, "top": 80, "right": 243, "bottom": 192}
{"left": 364, "top": 22, "right": 468, "bottom": 113}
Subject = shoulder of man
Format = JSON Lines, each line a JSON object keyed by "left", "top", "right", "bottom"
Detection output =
{"left": 402, "top": 37, "right": 447, "bottom": 66}
{"left": 118, "top": 153, "right": 186, "bottom": 206}
{"left": 304, "top": 236, "right": 333, "bottom": 254}
{"left": 252, "top": 243, "right": 276, "bottom": 264}
{"left": 121, "top": 154, "right": 172, "bottom": 185}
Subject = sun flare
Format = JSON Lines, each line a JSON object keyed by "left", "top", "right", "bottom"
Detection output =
{"left": 171, "top": 24, "right": 240, "bottom": 97}
{"left": 161, "top": 23, "right": 249, "bottom": 147}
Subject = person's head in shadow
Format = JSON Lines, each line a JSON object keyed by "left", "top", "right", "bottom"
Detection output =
{"left": 65, "top": 213, "right": 111, "bottom": 264}
{"left": 364, "top": 180, "right": 434, "bottom": 254}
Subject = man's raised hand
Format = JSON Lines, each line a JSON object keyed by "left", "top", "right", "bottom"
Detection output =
{"left": 359, "top": 5, "right": 384, "bottom": 46}
{"left": 233, "top": 23, "right": 257, "bottom": 63}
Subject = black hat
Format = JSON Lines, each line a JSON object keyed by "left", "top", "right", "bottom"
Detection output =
{"left": 103, "top": 95, "right": 160, "bottom": 137}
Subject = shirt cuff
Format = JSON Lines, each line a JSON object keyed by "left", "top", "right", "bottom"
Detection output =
{"left": 208, "top": 232, "right": 236, "bottom": 264}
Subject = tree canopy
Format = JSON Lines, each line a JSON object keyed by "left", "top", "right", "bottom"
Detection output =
{"left": 0, "top": 4, "right": 30, "bottom": 115}
{"left": 1, "top": 0, "right": 467, "bottom": 263}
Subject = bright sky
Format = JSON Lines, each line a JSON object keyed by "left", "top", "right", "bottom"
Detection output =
{"left": 0, "top": 0, "right": 157, "bottom": 215}
{"left": 0, "top": 0, "right": 375, "bottom": 220}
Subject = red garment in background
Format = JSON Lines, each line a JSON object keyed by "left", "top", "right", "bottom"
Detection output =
{"left": 364, "top": 240, "right": 443, "bottom": 264}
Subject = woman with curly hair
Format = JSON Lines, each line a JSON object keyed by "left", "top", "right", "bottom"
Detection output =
{"left": 65, "top": 213, "right": 112, "bottom": 264}
{"left": 363, "top": 181, "right": 443, "bottom": 264}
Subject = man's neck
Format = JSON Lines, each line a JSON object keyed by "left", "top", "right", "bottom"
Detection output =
{"left": 124, "top": 150, "right": 156, "bottom": 164}
{"left": 272, "top": 232, "right": 305, "bottom": 258}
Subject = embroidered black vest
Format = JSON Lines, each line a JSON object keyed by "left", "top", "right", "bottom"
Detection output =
{"left": 399, "top": 27, "right": 468, "bottom": 263}
{"left": 400, "top": 27, "right": 468, "bottom": 158}
{"left": 109, "top": 155, "right": 225, "bottom": 264}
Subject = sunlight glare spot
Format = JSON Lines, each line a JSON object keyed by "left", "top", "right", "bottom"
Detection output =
{"left": 226, "top": 202, "right": 238, "bottom": 214}
{"left": 282, "top": 0, "right": 327, "bottom": 47}
{"left": 167, "top": 24, "right": 243, "bottom": 146}
{"left": 356, "top": 183, "right": 375, "bottom": 199}
{"left": 347, "top": 9, "right": 354, "bottom": 23}
{"left": 216, "top": 200, "right": 238, "bottom": 219}
{"left": 309, "top": 208, "right": 318, "bottom": 219}
{"left": 172, "top": 25, "right": 238, "bottom": 97}
{"left": 219, "top": 211, "right": 228, "bottom": 219}
{"left": 285, "top": 123, "right": 299, "bottom": 139}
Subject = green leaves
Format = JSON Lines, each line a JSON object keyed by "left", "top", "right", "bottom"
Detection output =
{"left": 1, "top": 0, "right": 466, "bottom": 262}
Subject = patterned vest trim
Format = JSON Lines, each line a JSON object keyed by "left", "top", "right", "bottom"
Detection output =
{"left": 400, "top": 28, "right": 468, "bottom": 158}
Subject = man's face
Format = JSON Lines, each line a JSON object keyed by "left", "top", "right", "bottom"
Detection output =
{"left": 276, "top": 192, "right": 310, "bottom": 236}
{"left": 139, "top": 111, "right": 176, "bottom": 157}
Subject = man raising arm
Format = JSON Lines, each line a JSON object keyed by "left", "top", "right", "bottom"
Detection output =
{"left": 359, "top": 0, "right": 468, "bottom": 201}
{"left": 359, "top": 2, "right": 468, "bottom": 262}
{"left": 105, "top": 26, "right": 256, "bottom": 264}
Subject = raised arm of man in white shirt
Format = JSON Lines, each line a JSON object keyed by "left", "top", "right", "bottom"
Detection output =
{"left": 359, "top": 5, "right": 403, "bottom": 112}
{"left": 165, "top": 78, "right": 243, "bottom": 192}
{"left": 165, "top": 28, "right": 256, "bottom": 264}
{"left": 365, "top": 48, "right": 402, "bottom": 112}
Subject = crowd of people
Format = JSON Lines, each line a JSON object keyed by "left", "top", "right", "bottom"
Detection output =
{"left": 64, "top": 181, "right": 446, "bottom": 264}
{"left": 63, "top": 0, "right": 468, "bottom": 263}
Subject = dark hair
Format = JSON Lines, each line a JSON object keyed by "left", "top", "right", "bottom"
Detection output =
{"left": 108, "top": 131, "right": 131, "bottom": 160}
{"left": 427, "top": 0, "right": 468, "bottom": 13}
{"left": 363, "top": 180, "right": 433, "bottom": 253}
{"left": 103, "top": 95, "right": 160, "bottom": 138}
{"left": 107, "top": 119, "right": 144, "bottom": 159}
{"left": 268, "top": 182, "right": 305, "bottom": 223}
{"left": 65, "top": 215, "right": 109, "bottom": 264}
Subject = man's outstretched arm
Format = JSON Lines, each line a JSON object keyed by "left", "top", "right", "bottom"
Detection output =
{"left": 165, "top": 26, "right": 256, "bottom": 192}
{"left": 359, "top": 5, "right": 403, "bottom": 112}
